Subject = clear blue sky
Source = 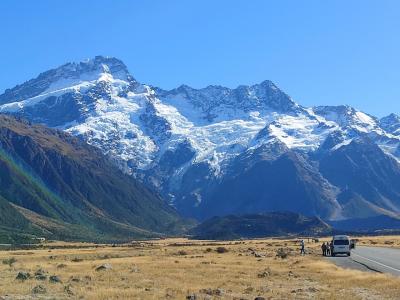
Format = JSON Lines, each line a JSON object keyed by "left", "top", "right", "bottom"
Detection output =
{"left": 0, "top": 0, "right": 399, "bottom": 117}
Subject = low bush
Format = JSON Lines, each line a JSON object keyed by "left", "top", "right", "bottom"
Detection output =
{"left": 276, "top": 248, "right": 288, "bottom": 259}
{"left": 2, "top": 258, "right": 17, "bottom": 267}
{"left": 216, "top": 247, "right": 228, "bottom": 254}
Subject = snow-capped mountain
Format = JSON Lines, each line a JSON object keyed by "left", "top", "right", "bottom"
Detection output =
{"left": 1, "top": 56, "right": 400, "bottom": 220}
{"left": 380, "top": 113, "right": 400, "bottom": 136}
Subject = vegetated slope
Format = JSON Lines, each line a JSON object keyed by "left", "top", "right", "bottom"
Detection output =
{"left": 0, "top": 195, "right": 44, "bottom": 244}
{"left": 1, "top": 56, "right": 400, "bottom": 222}
{"left": 190, "top": 212, "right": 332, "bottom": 240}
{"left": 0, "top": 115, "right": 187, "bottom": 242}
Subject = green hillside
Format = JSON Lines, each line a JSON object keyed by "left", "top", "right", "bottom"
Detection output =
{"left": 0, "top": 115, "right": 189, "bottom": 243}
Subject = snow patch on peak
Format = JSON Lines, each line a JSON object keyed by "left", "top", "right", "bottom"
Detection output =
{"left": 66, "top": 86, "right": 158, "bottom": 170}
{"left": 313, "top": 105, "right": 381, "bottom": 133}
{"left": 50, "top": 56, "right": 133, "bottom": 84}
{"left": 0, "top": 66, "right": 134, "bottom": 113}
{"left": 331, "top": 138, "right": 353, "bottom": 151}
{"left": 0, "top": 56, "right": 135, "bottom": 106}
{"left": 261, "top": 113, "right": 337, "bottom": 151}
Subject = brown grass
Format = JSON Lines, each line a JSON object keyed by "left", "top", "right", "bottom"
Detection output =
{"left": 0, "top": 237, "right": 399, "bottom": 299}
{"left": 352, "top": 235, "right": 400, "bottom": 248}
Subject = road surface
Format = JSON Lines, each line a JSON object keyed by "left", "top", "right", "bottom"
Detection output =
{"left": 327, "top": 246, "right": 400, "bottom": 276}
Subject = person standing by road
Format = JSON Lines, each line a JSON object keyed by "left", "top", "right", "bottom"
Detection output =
{"left": 300, "top": 240, "right": 305, "bottom": 255}
{"left": 325, "top": 242, "right": 331, "bottom": 256}
{"left": 321, "top": 242, "right": 327, "bottom": 256}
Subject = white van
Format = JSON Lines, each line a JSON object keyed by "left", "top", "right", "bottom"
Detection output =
{"left": 331, "top": 235, "right": 351, "bottom": 256}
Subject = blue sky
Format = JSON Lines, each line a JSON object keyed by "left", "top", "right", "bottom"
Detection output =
{"left": 0, "top": 0, "right": 399, "bottom": 117}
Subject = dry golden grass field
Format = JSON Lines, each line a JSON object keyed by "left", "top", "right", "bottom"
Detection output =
{"left": 1, "top": 236, "right": 400, "bottom": 299}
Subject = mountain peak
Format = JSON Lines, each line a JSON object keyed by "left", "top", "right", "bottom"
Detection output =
{"left": 51, "top": 55, "right": 131, "bottom": 82}
{"left": 381, "top": 113, "right": 400, "bottom": 123}
{"left": 254, "top": 79, "right": 278, "bottom": 89}
{"left": 0, "top": 56, "right": 133, "bottom": 105}
{"left": 313, "top": 105, "right": 380, "bottom": 133}
{"left": 380, "top": 113, "right": 400, "bottom": 135}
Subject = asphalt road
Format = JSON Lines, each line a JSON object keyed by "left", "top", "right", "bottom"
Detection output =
{"left": 327, "top": 246, "right": 400, "bottom": 276}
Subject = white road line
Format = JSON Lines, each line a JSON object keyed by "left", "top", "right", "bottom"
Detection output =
{"left": 352, "top": 252, "right": 400, "bottom": 273}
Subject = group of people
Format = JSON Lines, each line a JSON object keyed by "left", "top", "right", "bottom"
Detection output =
{"left": 321, "top": 241, "right": 333, "bottom": 256}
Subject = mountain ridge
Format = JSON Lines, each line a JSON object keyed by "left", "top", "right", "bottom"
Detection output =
{"left": 190, "top": 212, "right": 333, "bottom": 240}
{"left": 1, "top": 56, "right": 400, "bottom": 222}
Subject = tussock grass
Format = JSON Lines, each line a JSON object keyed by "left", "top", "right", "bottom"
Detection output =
{"left": 0, "top": 237, "right": 399, "bottom": 299}
{"left": 355, "top": 235, "right": 400, "bottom": 248}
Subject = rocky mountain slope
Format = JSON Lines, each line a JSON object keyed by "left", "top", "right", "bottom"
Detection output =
{"left": 1, "top": 56, "right": 400, "bottom": 221}
{"left": 0, "top": 115, "right": 186, "bottom": 243}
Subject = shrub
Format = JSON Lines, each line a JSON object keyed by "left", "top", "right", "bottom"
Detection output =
{"left": 276, "top": 248, "right": 288, "bottom": 259}
{"left": 216, "top": 247, "right": 229, "bottom": 254}
{"left": 71, "top": 257, "right": 83, "bottom": 262}
{"left": 57, "top": 264, "right": 67, "bottom": 269}
{"left": 2, "top": 257, "right": 17, "bottom": 267}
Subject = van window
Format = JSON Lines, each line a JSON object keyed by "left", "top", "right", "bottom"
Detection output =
{"left": 334, "top": 239, "right": 349, "bottom": 245}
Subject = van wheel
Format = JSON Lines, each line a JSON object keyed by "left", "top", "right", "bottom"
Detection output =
{"left": 332, "top": 253, "right": 335, "bottom": 257}
{"left": 347, "top": 252, "right": 351, "bottom": 256}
